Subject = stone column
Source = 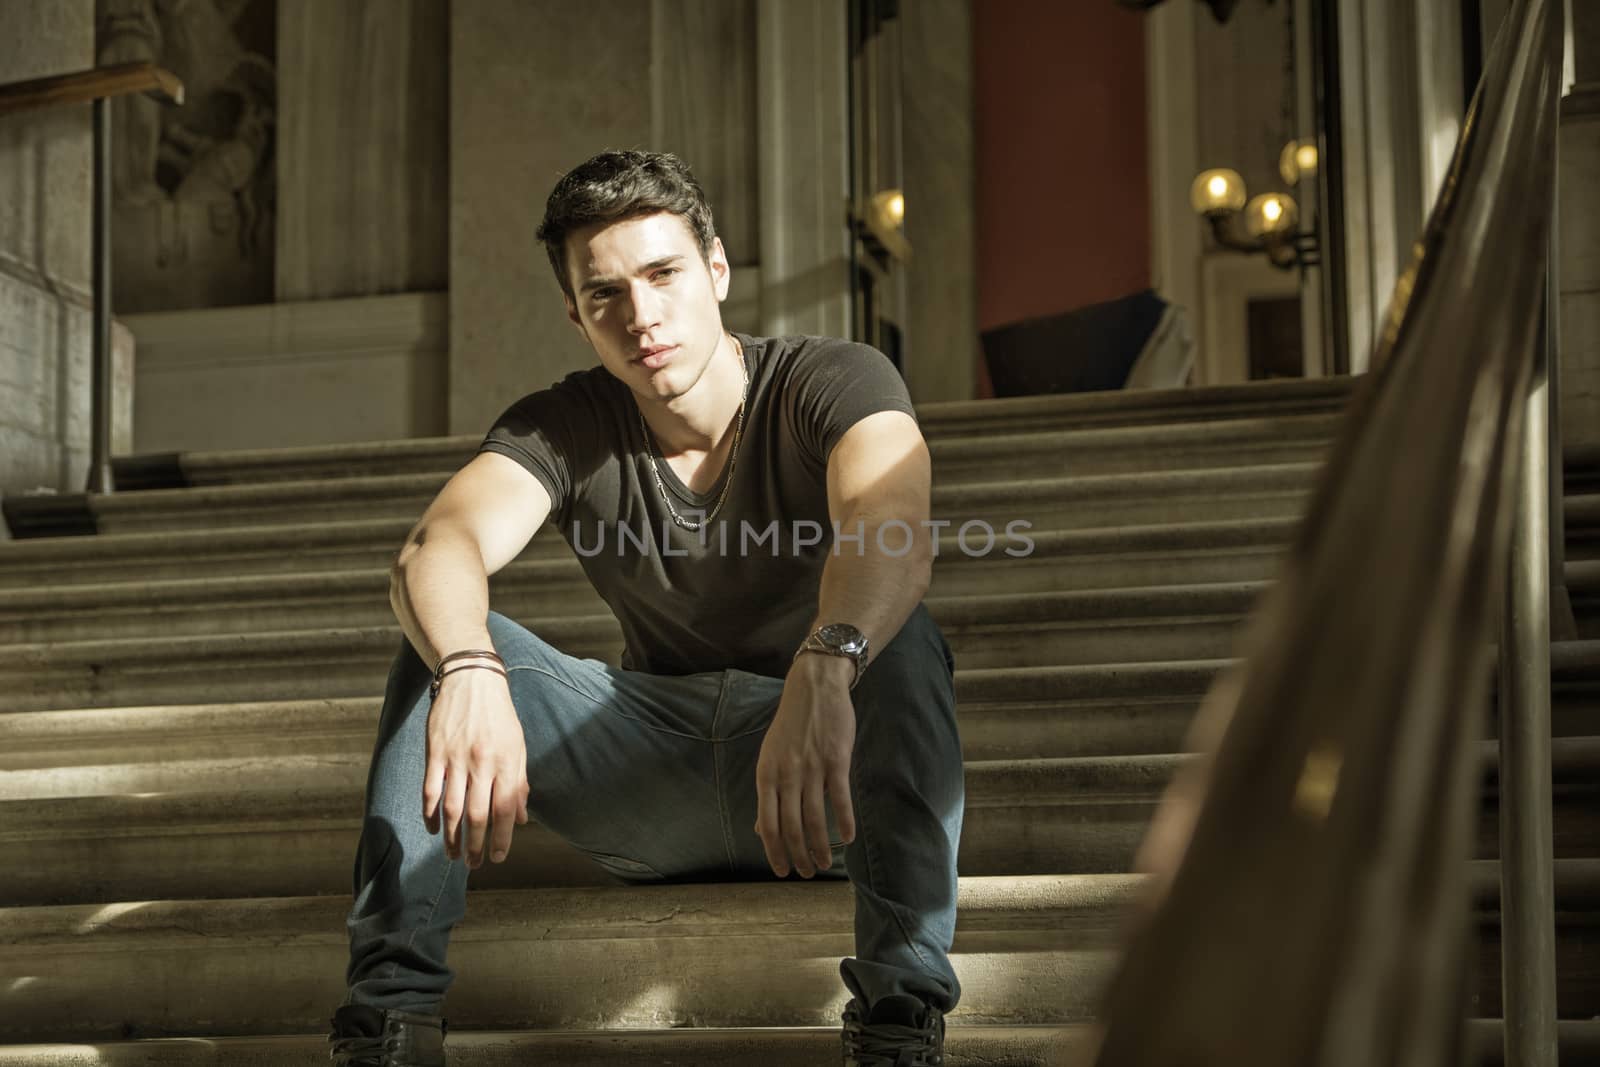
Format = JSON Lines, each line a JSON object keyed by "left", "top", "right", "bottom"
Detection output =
{"left": 755, "top": 0, "right": 851, "bottom": 342}
{"left": 449, "top": 0, "right": 651, "bottom": 435}
{"left": 902, "top": 0, "right": 977, "bottom": 403}
{"left": 0, "top": 1, "right": 95, "bottom": 503}
{"left": 1559, "top": 1, "right": 1600, "bottom": 450}
{"left": 276, "top": 0, "right": 449, "bottom": 302}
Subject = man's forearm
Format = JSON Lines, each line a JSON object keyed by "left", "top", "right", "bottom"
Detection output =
{"left": 391, "top": 532, "right": 495, "bottom": 672}
{"left": 807, "top": 514, "right": 934, "bottom": 669}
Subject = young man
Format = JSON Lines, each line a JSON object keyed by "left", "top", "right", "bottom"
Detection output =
{"left": 327, "top": 150, "right": 965, "bottom": 1067}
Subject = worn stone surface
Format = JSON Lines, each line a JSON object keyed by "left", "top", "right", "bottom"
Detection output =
{"left": 127, "top": 292, "right": 448, "bottom": 453}
{"left": 1573, "top": 0, "right": 1600, "bottom": 87}
{"left": 1560, "top": 102, "right": 1600, "bottom": 450}
{"left": 275, "top": 0, "right": 448, "bottom": 302}
{"left": 0, "top": 1, "right": 94, "bottom": 498}
{"left": 754, "top": 2, "right": 851, "bottom": 341}
{"left": 449, "top": 0, "right": 651, "bottom": 436}
{"left": 903, "top": 0, "right": 978, "bottom": 404}
{"left": 0, "top": 2, "right": 93, "bottom": 290}
{"left": 1560, "top": 287, "right": 1600, "bottom": 451}
{"left": 651, "top": 0, "right": 758, "bottom": 268}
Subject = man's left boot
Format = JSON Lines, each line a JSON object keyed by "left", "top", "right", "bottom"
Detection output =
{"left": 840, "top": 994, "right": 945, "bottom": 1066}
{"left": 327, "top": 1004, "right": 447, "bottom": 1066}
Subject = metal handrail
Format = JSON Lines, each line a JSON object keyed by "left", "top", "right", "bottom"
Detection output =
{"left": 1091, "top": 0, "right": 1565, "bottom": 1063}
{"left": 0, "top": 62, "right": 183, "bottom": 495}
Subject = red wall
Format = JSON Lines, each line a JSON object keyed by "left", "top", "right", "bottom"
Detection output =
{"left": 973, "top": 2, "right": 1151, "bottom": 344}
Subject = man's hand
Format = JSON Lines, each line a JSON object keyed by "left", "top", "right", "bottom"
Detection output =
{"left": 422, "top": 670, "right": 531, "bottom": 869}
{"left": 754, "top": 653, "right": 859, "bottom": 877}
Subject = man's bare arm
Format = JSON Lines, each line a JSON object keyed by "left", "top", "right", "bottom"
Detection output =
{"left": 390, "top": 450, "right": 553, "bottom": 869}
{"left": 754, "top": 410, "right": 934, "bottom": 878}
{"left": 810, "top": 409, "right": 935, "bottom": 661}
{"left": 390, "top": 451, "right": 553, "bottom": 669}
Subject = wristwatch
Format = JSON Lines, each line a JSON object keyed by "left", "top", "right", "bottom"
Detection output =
{"left": 794, "top": 622, "right": 870, "bottom": 689}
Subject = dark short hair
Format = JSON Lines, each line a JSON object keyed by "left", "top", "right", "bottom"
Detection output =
{"left": 537, "top": 150, "right": 717, "bottom": 302}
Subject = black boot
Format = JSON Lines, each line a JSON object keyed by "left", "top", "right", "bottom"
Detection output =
{"left": 328, "top": 1004, "right": 447, "bottom": 1066}
{"left": 841, "top": 994, "right": 945, "bottom": 1066}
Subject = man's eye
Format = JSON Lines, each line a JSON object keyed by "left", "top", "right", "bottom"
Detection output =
{"left": 592, "top": 288, "right": 617, "bottom": 300}
{"left": 654, "top": 268, "right": 679, "bottom": 281}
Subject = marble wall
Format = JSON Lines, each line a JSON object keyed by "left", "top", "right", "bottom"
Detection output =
{"left": 275, "top": 0, "right": 449, "bottom": 302}
{"left": 0, "top": 0, "right": 97, "bottom": 501}
{"left": 449, "top": 0, "right": 653, "bottom": 435}
{"left": 652, "top": 0, "right": 758, "bottom": 268}
{"left": 107, "top": 2, "right": 984, "bottom": 459}
{"left": 1560, "top": 2, "right": 1600, "bottom": 451}
{"left": 128, "top": 292, "right": 447, "bottom": 452}
{"left": 902, "top": 0, "right": 977, "bottom": 403}
{"left": 1570, "top": 0, "right": 1598, "bottom": 83}
{"left": 754, "top": 0, "right": 852, "bottom": 341}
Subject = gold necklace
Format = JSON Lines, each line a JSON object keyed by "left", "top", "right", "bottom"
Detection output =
{"left": 638, "top": 337, "right": 748, "bottom": 532}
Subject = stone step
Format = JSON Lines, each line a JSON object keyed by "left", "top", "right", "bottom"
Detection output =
{"left": 0, "top": 516, "right": 420, "bottom": 586}
{"left": 0, "top": 874, "right": 1137, "bottom": 1042}
{"left": 0, "top": 533, "right": 1287, "bottom": 642}
{"left": 0, "top": 662, "right": 1224, "bottom": 774}
{"left": 5, "top": 535, "right": 1596, "bottom": 647}
{"left": 0, "top": 584, "right": 1275, "bottom": 711}
{"left": 3, "top": 479, "right": 1594, "bottom": 589}
{"left": 0, "top": 862, "right": 1592, "bottom": 1044}
{"left": 3, "top": 758, "right": 1160, "bottom": 904}
{"left": 5, "top": 638, "right": 1596, "bottom": 751}
{"left": 110, "top": 378, "right": 1356, "bottom": 489}
{"left": 1572, "top": 558, "right": 1600, "bottom": 638}
{"left": 0, "top": 1026, "right": 1100, "bottom": 1067}
{"left": 0, "top": 514, "right": 1302, "bottom": 593}
{"left": 4, "top": 741, "right": 1594, "bottom": 906}
{"left": 40, "top": 461, "right": 1321, "bottom": 536}
{"left": 1572, "top": 493, "right": 1600, "bottom": 562}
{"left": 120, "top": 411, "right": 1344, "bottom": 488}
{"left": 1569, "top": 444, "right": 1600, "bottom": 500}
{"left": 3, "top": 385, "right": 1357, "bottom": 540}
{"left": 1, "top": 1019, "right": 1595, "bottom": 1067}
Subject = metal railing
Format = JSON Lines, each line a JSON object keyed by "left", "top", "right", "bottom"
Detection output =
{"left": 0, "top": 62, "right": 183, "bottom": 495}
{"left": 1092, "top": 0, "right": 1567, "bottom": 1064}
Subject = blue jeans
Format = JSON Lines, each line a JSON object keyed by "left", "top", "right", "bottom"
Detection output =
{"left": 342, "top": 603, "right": 965, "bottom": 1018}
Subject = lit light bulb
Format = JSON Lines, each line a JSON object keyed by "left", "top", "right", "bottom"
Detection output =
{"left": 1280, "top": 140, "right": 1321, "bottom": 186}
{"left": 1244, "top": 193, "right": 1299, "bottom": 239}
{"left": 870, "top": 189, "right": 906, "bottom": 230}
{"left": 884, "top": 191, "right": 905, "bottom": 225}
{"left": 1190, "top": 168, "right": 1247, "bottom": 216}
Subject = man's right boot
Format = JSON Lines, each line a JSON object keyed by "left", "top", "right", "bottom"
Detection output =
{"left": 328, "top": 1004, "right": 447, "bottom": 1066}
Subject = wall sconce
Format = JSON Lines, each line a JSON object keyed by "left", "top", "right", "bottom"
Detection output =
{"left": 1190, "top": 145, "right": 1319, "bottom": 271}
{"left": 855, "top": 187, "right": 911, "bottom": 263}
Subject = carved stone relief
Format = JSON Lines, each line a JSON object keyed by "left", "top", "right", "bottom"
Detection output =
{"left": 97, "top": 0, "right": 276, "bottom": 312}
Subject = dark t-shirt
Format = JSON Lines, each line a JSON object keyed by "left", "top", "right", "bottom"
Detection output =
{"left": 478, "top": 332, "right": 916, "bottom": 678}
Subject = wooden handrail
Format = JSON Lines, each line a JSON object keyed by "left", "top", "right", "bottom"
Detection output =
{"left": 0, "top": 61, "right": 183, "bottom": 118}
{"left": 1092, "top": 0, "right": 1565, "bottom": 1063}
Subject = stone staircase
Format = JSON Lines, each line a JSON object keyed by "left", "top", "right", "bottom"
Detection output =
{"left": 1, "top": 377, "right": 1598, "bottom": 1065}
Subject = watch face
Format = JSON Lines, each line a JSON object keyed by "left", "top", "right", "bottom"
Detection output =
{"left": 817, "top": 623, "right": 867, "bottom": 655}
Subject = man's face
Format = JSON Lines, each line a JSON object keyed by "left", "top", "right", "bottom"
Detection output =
{"left": 563, "top": 211, "right": 730, "bottom": 405}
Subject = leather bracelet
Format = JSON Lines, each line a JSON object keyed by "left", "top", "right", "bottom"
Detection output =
{"left": 431, "top": 648, "right": 503, "bottom": 688}
{"left": 436, "top": 648, "right": 504, "bottom": 671}
{"left": 429, "top": 661, "right": 508, "bottom": 700}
